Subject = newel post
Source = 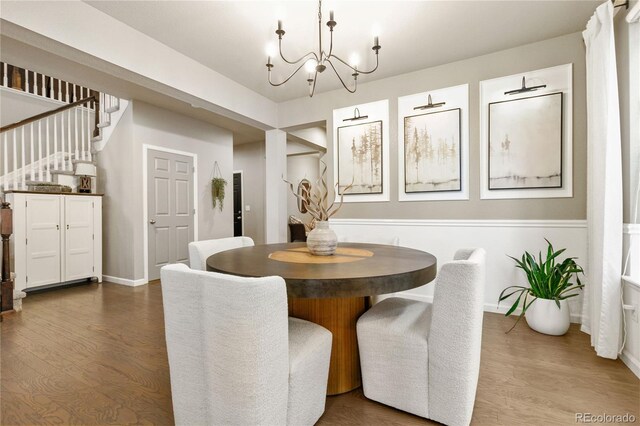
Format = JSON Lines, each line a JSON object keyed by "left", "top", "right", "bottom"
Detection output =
{"left": 1, "top": 201, "right": 14, "bottom": 313}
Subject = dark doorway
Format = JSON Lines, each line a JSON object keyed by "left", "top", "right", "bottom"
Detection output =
{"left": 233, "top": 172, "right": 243, "bottom": 237}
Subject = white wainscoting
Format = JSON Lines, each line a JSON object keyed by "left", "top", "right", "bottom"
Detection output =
{"left": 330, "top": 218, "right": 588, "bottom": 323}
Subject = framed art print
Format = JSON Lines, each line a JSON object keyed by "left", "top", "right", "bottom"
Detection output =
{"left": 488, "top": 92, "right": 563, "bottom": 190}
{"left": 404, "top": 108, "right": 461, "bottom": 193}
{"left": 337, "top": 120, "right": 383, "bottom": 195}
{"left": 479, "top": 64, "right": 573, "bottom": 199}
{"left": 397, "top": 84, "right": 469, "bottom": 202}
{"left": 333, "top": 99, "right": 390, "bottom": 203}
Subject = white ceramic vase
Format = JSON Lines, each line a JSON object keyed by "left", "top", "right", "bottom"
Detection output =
{"left": 525, "top": 298, "right": 571, "bottom": 336}
{"left": 306, "top": 221, "right": 337, "bottom": 256}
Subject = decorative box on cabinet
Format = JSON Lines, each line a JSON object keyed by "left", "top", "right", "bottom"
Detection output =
{"left": 4, "top": 191, "right": 102, "bottom": 293}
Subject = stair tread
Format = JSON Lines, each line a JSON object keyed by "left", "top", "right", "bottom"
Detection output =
{"left": 72, "top": 159, "right": 96, "bottom": 164}
{"left": 50, "top": 170, "right": 76, "bottom": 176}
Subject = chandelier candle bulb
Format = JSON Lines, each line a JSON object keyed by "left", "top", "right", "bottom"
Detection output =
{"left": 330, "top": 10, "right": 334, "bottom": 21}
{"left": 374, "top": 36, "right": 379, "bottom": 47}
{"left": 278, "top": 20, "right": 282, "bottom": 31}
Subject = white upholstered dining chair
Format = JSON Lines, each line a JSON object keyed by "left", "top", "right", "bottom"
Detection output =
{"left": 161, "top": 263, "right": 332, "bottom": 426}
{"left": 188, "top": 236, "right": 254, "bottom": 271}
{"left": 356, "top": 248, "right": 486, "bottom": 426}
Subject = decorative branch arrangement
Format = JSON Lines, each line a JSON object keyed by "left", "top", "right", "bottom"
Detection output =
{"left": 284, "top": 161, "right": 352, "bottom": 221}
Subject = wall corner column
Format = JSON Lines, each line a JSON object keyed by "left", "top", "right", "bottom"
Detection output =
{"left": 265, "top": 129, "right": 287, "bottom": 243}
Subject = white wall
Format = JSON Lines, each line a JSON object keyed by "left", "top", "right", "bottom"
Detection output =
{"left": 98, "top": 100, "right": 234, "bottom": 283}
{"left": 233, "top": 141, "right": 266, "bottom": 244}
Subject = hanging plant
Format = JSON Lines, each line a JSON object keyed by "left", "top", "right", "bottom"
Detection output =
{"left": 211, "top": 162, "right": 226, "bottom": 212}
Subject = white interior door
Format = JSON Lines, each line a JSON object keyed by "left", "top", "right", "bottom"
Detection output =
{"left": 147, "top": 149, "right": 195, "bottom": 281}
{"left": 64, "top": 196, "right": 95, "bottom": 281}
{"left": 25, "top": 194, "right": 61, "bottom": 288}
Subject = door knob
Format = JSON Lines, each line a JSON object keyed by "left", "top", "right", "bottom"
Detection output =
{"left": 149, "top": 219, "right": 156, "bottom": 224}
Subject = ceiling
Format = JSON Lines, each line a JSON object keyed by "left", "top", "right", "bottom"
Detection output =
{"left": 85, "top": 0, "right": 599, "bottom": 103}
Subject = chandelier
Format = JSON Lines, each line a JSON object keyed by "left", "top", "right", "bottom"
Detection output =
{"left": 265, "top": 0, "right": 381, "bottom": 97}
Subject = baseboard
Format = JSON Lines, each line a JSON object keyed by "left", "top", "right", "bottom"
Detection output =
{"left": 102, "top": 275, "right": 147, "bottom": 287}
{"left": 620, "top": 350, "right": 640, "bottom": 379}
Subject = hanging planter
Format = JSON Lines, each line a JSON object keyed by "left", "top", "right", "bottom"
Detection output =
{"left": 211, "top": 161, "right": 226, "bottom": 212}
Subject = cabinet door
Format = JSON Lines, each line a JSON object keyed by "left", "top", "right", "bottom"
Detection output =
{"left": 25, "top": 195, "right": 61, "bottom": 288}
{"left": 64, "top": 196, "right": 95, "bottom": 281}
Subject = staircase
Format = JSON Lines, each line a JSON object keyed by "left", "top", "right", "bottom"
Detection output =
{"left": 0, "top": 62, "right": 124, "bottom": 193}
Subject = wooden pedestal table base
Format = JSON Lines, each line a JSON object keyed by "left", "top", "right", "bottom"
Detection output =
{"left": 289, "top": 297, "right": 367, "bottom": 395}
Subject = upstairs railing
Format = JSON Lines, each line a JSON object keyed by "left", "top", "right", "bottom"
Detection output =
{"left": 1, "top": 62, "right": 96, "bottom": 105}
{"left": 0, "top": 62, "right": 122, "bottom": 192}
{"left": 0, "top": 96, "right": 97, "bottom": 191}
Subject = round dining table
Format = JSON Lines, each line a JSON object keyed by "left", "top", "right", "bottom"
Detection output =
{"left": 207, "top": 242, "right": 437, "bottom": 395}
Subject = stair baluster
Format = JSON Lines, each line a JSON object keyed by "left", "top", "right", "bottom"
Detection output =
{"left": 20, "top": 127, "right": 25, "bottom": 189}
{"left": 53, "top": 114, "right": 58, "bottom": 173}
{"left": 2, "top": 63, "right": 7, "bottom": 87}
{"left": 46, "top": 117, "right": 51, "bottom": 181}
{"left": 29, "top": 123, "right": 35, "bottom": 184}
{"left": 38, "top": 120, "right": 43, "bottom": 181}
{"left": 12, "top": 130, "right": 17, "bottom": 190}
{"left": 2, "top": 134, "right": 7, "bottom": 190}
{"left": 67, "top": 109, "right": 72, "bottom": 172}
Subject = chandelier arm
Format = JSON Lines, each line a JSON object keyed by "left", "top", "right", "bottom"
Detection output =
{"left": 330, "top": 53, "right": 379, "bottom": 75}
{"left": 278, "top": 39, "right": 319, "bottom": 65}
{"left": 268, "top": 62, "right": 308, "bottom": 87}
{"left": 326, "top": 59, "right": 357, "bottom": 93}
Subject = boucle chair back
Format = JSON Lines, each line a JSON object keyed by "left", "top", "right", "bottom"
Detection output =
{"left": 188, "top": 236, "right": 254, "bottom": 270}
{"left": 161, "top": 263, "right": 289, "bottom": 425}
{"left": 428, "top": 248, "right": 486, "bottom": 426}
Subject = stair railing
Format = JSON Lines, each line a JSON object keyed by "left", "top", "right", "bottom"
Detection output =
{"left": 0, "top": 95, "right": 97, "bottom": 191}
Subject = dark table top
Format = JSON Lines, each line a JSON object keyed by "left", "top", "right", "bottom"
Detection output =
{"left": 206, "top": 242, "right": 437, "bottom": 298}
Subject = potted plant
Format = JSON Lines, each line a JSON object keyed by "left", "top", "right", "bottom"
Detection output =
{"left": 499, "top": 239, "right": 584, "bottom": 335}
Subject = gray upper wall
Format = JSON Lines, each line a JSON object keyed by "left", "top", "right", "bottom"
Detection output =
{"left": 278, "top": 32, "right": 587, "bottom": 220}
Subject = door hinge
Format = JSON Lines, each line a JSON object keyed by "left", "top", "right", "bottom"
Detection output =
{"left": 92, "top": 234, "right": 94, "bottom": 240}
{"left": 26, "top": 276, "right": 28, "bottom": 283}
{"left": 25, "top": 238, "right": 28, "bottom": 245}
{"left": 192, "top": 167, "right": 195, "bottom": 174}
{"left": 92, "top": 266, "right": 95, "bottom": 272}
{"left": 193, "top": 208, "right": 196, "bottom": 215}
{"left": 25, "top": 200, "right": 27, "bottom": 208}
{"left": 92, "top": 202, "right": 94, "bottom": 208}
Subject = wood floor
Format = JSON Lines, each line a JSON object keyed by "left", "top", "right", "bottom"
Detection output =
{"left": 1, "top": 282, "right": 638, "bottom": 425}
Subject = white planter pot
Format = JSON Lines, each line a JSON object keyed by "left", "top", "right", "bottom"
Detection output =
{"left": 306, "top": 221, "right": 337, "bottom": 256}
{"left": 525, "top": 298, "right": 571, "bottom": 336}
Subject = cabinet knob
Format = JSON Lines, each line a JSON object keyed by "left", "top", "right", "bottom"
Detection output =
{"left": 149, "top": 219, "right": 156, "bottom": 225}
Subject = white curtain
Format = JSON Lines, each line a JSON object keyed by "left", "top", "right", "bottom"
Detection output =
{"left": 581, "top": 1, "right": 623, "bottom": 359}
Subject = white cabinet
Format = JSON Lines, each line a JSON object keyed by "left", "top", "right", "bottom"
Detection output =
{"left": 6, "top": 192, "right": 102, "bottom": 292}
